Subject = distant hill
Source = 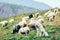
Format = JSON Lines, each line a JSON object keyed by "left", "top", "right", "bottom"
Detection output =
{"left": 0, "top": 3, "right": 38, "bottom": 18}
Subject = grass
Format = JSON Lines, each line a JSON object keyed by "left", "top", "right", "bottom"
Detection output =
{"left": 0, "top": 11, "right": 60, "bottom": 40}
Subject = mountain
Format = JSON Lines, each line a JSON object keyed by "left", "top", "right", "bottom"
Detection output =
{"left": 0, "top": 0, "right": 52, "bottom": 10}
{"left": 0, "top": 3, "right": 38, "bottom": 18}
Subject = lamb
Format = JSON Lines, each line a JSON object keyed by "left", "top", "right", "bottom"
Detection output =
{"left": 18, "top": 27, "right": 30, "bottom": 35}
{"left": 47, "top": 12, "right": 55, "bottom": 22}
{"left": 0, "top": 21, "right": 8, "bottom": 27}
{"left": 35, "top": 13, "right": 39, "bottom": 18}
{"left": 9, "top": 19, "right": 14, "bottom": 23}
{"left": 54, "top": 9, "right": 59, "bottom": 14}
{"left": 44, "top": 10, "right": 51, "bottom": 16}
{"left": 37, "top": 16, "right": 42, "bottom": 19}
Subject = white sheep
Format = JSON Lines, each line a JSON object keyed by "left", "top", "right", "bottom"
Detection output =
{"left": 29, "top": 18, "right": 36, "bottom": 30}
{"left": 18, "top": 27, "right": 30, "bottom": 35}
{"left": 22, "top": 16, "right": 29, "bottom": 22}
{"left": 35, "top": 21, "right": 49, "bottom": 36}
{"left": 9, "top": 19, "right": 14, "bottom": 23}
{"left": 12, "top": 17, "right": 28, "bottom": 34}
{"left": 45, "top": 11, "right": 56, "bottom": 22}
{"left": 35, "top": 13, "right": 39, "bottom": 18}
{"left": 47, "top": 12, "right": 55, "bottom": 22}
{"left": 44, "top": 10, "right": 51, "bottom": 16}
{"left": 38, "top": 18, "right": 44, "bottom": 24}
{"left": 54, "top": 9, "right": 59, "bottom": 14}
{"left": 37, "top": 16, "right": 44, "bottom": 24}
{"left": 17, "top": 20, "right": 27, "bottom": 27}
{"left": 0, "top": 21, "right": 8, "bottom": 27}
{"left": 47, "top": 12, "right": 55, "bottom": 18}
{"left": 37, "top": 16, "right": 42, "bottom": 19}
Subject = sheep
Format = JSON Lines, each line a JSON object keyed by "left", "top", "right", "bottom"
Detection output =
{"left": 38, "top": 18, "right": 44, "bottom": 24}
{"left": 37, "top": 16, "right": 44, "bottom": 24}
{"left": 18, "top": 27, "right": 30, "bottom": 35}
{"left": 48, "top": 16, "right": 54, "bottom": 22}
{"left": 44, "top": 10, "right": 51, "bottom": 16}
{"left": 12, "top": 17, "right": 28, "bottom": 34}
{"left": 35, "top": 13, "right": 39, "bottom": 18}
{"left": 47, "top": 12, "right": 55, "bottom": 22}
{"left": 47, "top": 12, "right": 55, "bottom": 18}
{"left": 22, "top": 16, "right": 29, "bottom": 22}
{"left": 12, "top": 24, "right": 21, "bottom": 34}
{"left": 35, "top": 21, "right": 49, "bottom": 36}
{"left": 54, "top": 9, "right": 57, "bottom": 13}
{"left": 0, "top": 21, "right": 8, "bottom": 27}
{"left": 28, "top": 18, "right": 36, "bottom": 30}
{"left": 9, "top": 19, "right": 14, "bottom": 23}
{"left": 18, "top": 18, "right": 30, "bottom": 35}
{"left": 12, "top": 22, "right": 27, "bottom": 34}
{"left": 45, "top": 11, "right": 56, "bottom": 22}
{"left": 37, "top": 16, "right": 42, "bottom": 19}
{"left": 54, "top": 9, "right": 59, "bottom": 14}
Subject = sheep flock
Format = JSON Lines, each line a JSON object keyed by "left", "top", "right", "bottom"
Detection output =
{"left": 0, "top": 8, "right": 60, "bottom": 40}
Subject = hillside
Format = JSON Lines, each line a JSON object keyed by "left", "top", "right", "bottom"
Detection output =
{"left": 0, "top": 10, "right": 60, "bottom": 40}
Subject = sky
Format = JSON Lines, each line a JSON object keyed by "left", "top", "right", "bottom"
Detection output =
{"left": 0, "top": 0, "right": 60, "bottom": 8}
{"left": 34, "top": 0, "right": 60, "bottom": 8}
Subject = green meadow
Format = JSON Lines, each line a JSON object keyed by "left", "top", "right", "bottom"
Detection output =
{"left": 0, "top": 10, "right": 60, "bottom": 40}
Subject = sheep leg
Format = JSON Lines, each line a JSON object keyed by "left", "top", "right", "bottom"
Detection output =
{"left": 40, "top": 28, "right": 49, "bottom": 36}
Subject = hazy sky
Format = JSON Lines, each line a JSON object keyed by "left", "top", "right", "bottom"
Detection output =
{"left": 34, "top": 0, "right": 60, "bottom": 8}
{"left": 0, "top": 0, "right": 60, "bottom": 8}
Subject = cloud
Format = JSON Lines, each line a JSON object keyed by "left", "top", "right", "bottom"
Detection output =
{"left": 33, "top": 0, "right": 60, "bottom": 8}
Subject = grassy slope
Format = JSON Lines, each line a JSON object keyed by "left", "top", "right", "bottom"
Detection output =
{"left": 0, "top": 10, "right": 60, "bottom": 40}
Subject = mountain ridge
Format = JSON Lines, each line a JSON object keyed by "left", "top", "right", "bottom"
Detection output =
{"left": 0, "top": 3, "right": 38, "bottom": 18}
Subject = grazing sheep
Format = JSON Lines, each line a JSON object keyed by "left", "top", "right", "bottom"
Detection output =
{"left": 29, "top": 18, "right": 36, "bottom": 30}
{"left": 54, "top": 9, "right": 59, "bottom": 14}
{"left": 0, "top": 21, "right": 8, "bottom": 27}
{"left": 38, "top": 18, "right": 44, "bottom": 24}
{"left": 48, "top": 16, "right": 54, "bottom": 22}
{"left": 35, "top": 13, "right": 39, "bottom": 18}
{"left": 45, "top": 11, "right": 56, "bottom": 22}
{"left": 37, "top": 16, "right": 42, "bottom": 19}
{"left": 35, "top": 21, "right": 49, "bottom": 36}
{"left": 9, "top": 19, "right": 14, "bottom": 23}
{"left": 47, "top": 12, "right": 55, "bottom": 22}
{"left": 12, "top": 25, "right": 21, "bottom": 34}
{"left": 18, "top": 27, "right": 30, "bottom": 35}
{"left": 44, "top": 10, "right": 51, "bottom": 16}
{"left": 37, "top": 16, "right": 44, "bottom": 24}
{"left": 22, "top": 16, "right": 29, "bottom": 22}
{"left": 54, "top": 9, "right": 57, "bottom": 13}
{"left": 47, "top": 12, "right": 55, "bottom": 18}
{"left": 12, "top": 16, "right": 28, "bottom": 34}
